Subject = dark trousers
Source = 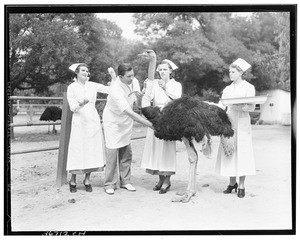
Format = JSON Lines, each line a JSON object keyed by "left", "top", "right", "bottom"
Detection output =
{"left": 104, "top": 144, "right": 132, "bottom": 189}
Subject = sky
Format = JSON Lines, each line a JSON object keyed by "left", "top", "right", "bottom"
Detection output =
{"left": 97, "top": 12, "right": 254, "bottom": 41}
{"left": 97, "top": 13, "right": 143, "bottom": 41}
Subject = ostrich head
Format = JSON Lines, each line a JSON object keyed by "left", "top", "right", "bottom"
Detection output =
{"left": 141, "top": 106, "right": 161, "bottom": 126}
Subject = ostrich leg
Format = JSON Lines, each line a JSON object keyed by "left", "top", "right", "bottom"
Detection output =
{"left": 52, "top": 124, "right": 57, "bottom": 134}
{"left": 172, "top": 137, "right": 198, "bottom": 203}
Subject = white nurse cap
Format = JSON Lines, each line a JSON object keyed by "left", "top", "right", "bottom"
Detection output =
{"left": 157, "top": 59, "right": 178, "bottom": 71}
{"left": 69, "top": 63, "right": 84, "bottom": 72}
{"left": 232, "top": 58, "right": 251, "bottom": 72}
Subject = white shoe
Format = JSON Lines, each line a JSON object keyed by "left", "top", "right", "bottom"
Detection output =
{"left": 105, "top": 188, "right": 114, "bottom": 195}
{"left": 121, "top": 184, "right": 136, "bottom": 192}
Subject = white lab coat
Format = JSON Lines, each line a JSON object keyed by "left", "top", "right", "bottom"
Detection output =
{"left": 215, "top": 80, "right": 256, "bottom": 176}
{"left": 66, "top": 81, "right": 109, "bottom": 172}
{"left": 103, "top": 78, "right": 141, "bottom": 149}
{"left": 141, "top": 79, "right": 182, "bottom": 173}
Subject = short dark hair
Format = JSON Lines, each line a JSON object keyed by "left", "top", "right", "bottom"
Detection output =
{"left": 117, "top": 63, "right": 133, "bottom": 77}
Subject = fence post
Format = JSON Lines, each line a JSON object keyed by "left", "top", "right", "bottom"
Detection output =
{"left": 28, "top": 104, "right": 33, "bottom": 122}
{"left": 56, "top": 92, "right": 73, "bottom": 187}
{"left": 10, "top": 100, "right": 14, "bottom": 139}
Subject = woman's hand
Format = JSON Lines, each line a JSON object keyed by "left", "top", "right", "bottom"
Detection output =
{"left": 231, "top": 104, "right": 244, "bottom": 111}
{"left": 158, "top": 79, "right": 166, "bottom": 90}
{"left": 242, "top": 104, "right": 255, "bottom": 112}
{"left": 79, "top": 99, "right": 89, "bottom": 107}
{"left": 231, "top": 103, "right": 254, "bottom": 112}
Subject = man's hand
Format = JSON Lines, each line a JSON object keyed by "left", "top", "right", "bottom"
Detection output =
{"left": 128, "top": 91, "right": 144, "bottom": 99}
{"left": 107, "top": 67, "right": 117, "bottom": 81}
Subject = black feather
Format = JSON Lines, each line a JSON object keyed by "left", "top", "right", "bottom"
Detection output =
{"left": 141, "top": 96, "right": 234, "bottom": 142}
{"left": 40, "top": 106, "right": 62, "bottom": 122}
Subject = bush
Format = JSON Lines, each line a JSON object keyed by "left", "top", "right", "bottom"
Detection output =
{"left": 200, "top": 89, "right": 220, "bottom": 103}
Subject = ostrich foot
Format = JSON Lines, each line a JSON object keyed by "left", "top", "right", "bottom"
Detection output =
{"left": 175, "top": 190, "right": 186, "bottom": 196}
{"left": 171, "top": 191, "right": 196, "bottom": 203}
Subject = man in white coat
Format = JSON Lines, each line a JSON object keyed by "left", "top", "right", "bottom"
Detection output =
{"left": 103, "top": 62, "right": 154, "bottom": 195}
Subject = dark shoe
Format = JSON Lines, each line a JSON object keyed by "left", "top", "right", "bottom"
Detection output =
{"left": 153, "top": 176, "right": 165, "bottom": 191}
{"left": 69, "top": 182, "right": 77, "bottom": 193}
{"left": 83, "top": 181, "right": 93, "bottom": 192}
{"left": 223, "top": 183, "right": 238, "bottom": 194}
{"left": 237, "top": 188, "right": 245, "bottom": 198}
{"left": 153, "top": 183, "right": 163, "bottom": 191}
{"left": 159, "top": 184, "right": 171, "bottom": 194}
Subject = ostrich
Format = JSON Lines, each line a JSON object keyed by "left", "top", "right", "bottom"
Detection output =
{"left": 39, "top": 106, "right": 62, "bottom": 134}
{"left": 141, "top": 95, "right": 235, "bottom": 203}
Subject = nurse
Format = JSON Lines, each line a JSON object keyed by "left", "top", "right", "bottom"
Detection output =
{"left": 103, "top": 60, "right": 154, "bottom": 195}
{"left": 141, "top": 52, "right": 182, "bottom": 194}
{"left": 215, "top": 58, "right": 256, "bottom": 198}
{"left": 66, "top": 63, "right": 111, "bottom": 193}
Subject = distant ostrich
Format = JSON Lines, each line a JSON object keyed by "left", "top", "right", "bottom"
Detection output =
{"left": 39, "top": 106, "right": 62, "bottom": 134}
{"left": 141, "top": 95, "right": 235, "bottom": 203}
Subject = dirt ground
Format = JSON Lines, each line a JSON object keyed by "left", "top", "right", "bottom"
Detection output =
{"left": 8, "top": 115, "right": 293, "bottom": 234}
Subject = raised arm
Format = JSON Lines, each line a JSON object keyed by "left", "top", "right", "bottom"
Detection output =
{"left": 108, "top": 67, "right": 117, "bottom": 82}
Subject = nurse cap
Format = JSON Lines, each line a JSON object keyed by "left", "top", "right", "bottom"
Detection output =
{"left": 69, "top": 63, "right": 84, "bottom": 73}
{"left": 232, "top": 58, "right": 251, "bottom": 72}
{"left": 157, "top": 59, "right": 178, "bottom": 71}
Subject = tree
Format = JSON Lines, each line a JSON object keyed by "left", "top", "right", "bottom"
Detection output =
{"left": 132, "top": 12, "right": 291, "bottom": 95}
{"left": 274, "top": 12, "right": 290, "bottom": 91}
{"left": 9, "top": 13, "right": 127, "bottom": 95}
{"left": 9, "top": 13, "right": 90, "bottom": 94}
{"left": 132, "top": 12, "right": 253, "bottom": 95}
{"left": 249, "top": 12, "right": 290, "bottom": 92}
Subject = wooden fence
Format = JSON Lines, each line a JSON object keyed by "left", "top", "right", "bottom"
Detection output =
{"left": 10, "top": 94, "right": 146, "bottom": 188}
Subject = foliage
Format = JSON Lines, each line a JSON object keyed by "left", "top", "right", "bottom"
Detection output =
{"left": 132, "top": 12, "right": 291, "bottom": 95}
{"left": 9, "top": 11, "right": 291, "bottom": 97}
{"left": 199, "top": 89, "right": 220, "bottom": 103}
{"left": 9, "top": 13, "right": 124, "bottom": 95}
{"left": 9, "top": 13, "right": 89, "bottom": 94}
{"left": 250, "top": 12, "right": 290, "bottom": 92}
